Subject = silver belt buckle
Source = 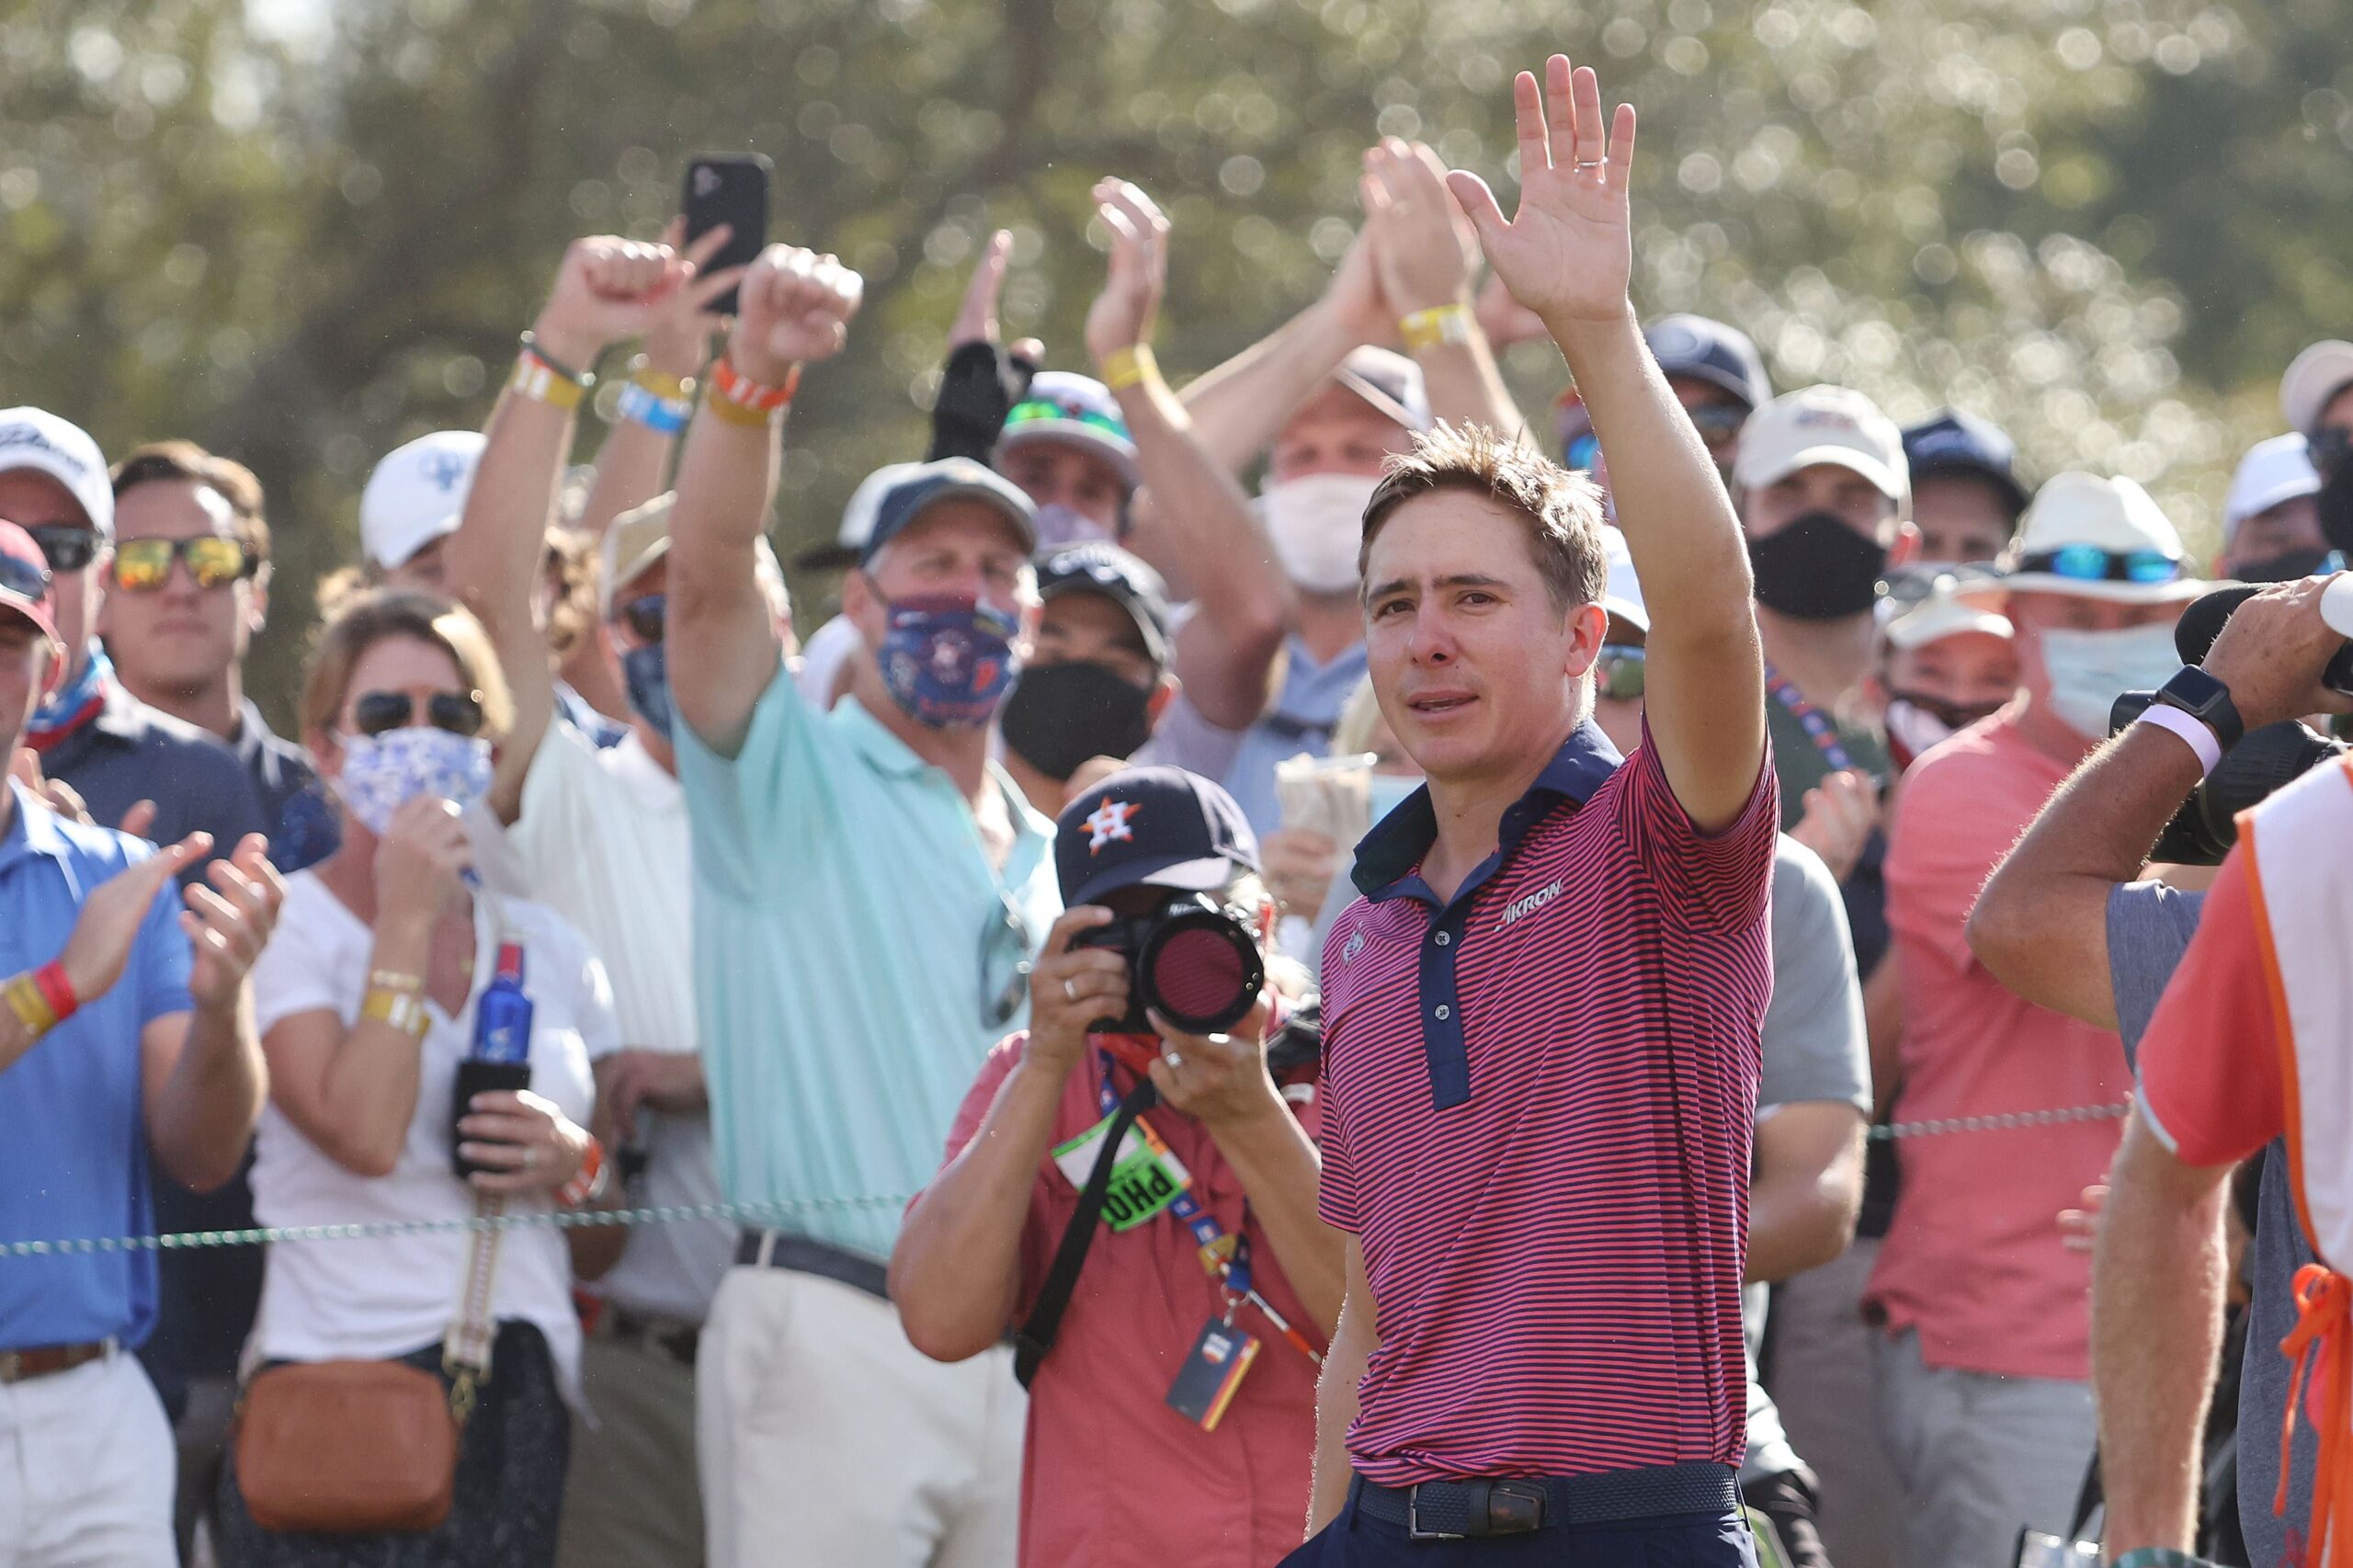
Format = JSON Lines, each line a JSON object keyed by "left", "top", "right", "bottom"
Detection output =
{"left": 1407, "top": 1485, "right": 1465, "bottom": 1541}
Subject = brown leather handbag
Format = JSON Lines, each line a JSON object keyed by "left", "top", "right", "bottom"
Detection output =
{"left": 233, "top": 1359, "right": 463, "bottom": 1532}
{"left": 234, "top": 1199, "right": 505, "bottom": 1534}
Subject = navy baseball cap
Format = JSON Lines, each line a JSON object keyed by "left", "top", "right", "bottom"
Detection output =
{"left": 1902, "top": 409, "right": 2030, "bottom": 516}
{"left": 859, "top": 457, "right": 1038, "bottom": 570}
{"left": 1055, "top": 767, "right": 1260, "bottom": 908}
{"left": 1036, "top": 541, "right": 1171, "bottom": 667}
{"left": 1643, "top": 314, "right": 1770, "bottom": 410}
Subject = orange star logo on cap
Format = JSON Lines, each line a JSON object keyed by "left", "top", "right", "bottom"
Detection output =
{"left": 1083, "top": 800, "right": 1139, "bottom": 854}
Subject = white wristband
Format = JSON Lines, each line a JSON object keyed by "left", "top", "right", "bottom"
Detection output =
{"left": 2134, "top": 702, "right": 2223, "bottom": 776}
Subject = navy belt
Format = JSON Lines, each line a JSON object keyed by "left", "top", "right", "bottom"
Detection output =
{"left": 1351, "top": 1461, "right": 1740, "bottom": 1540}
{"left": 735, "top": 1230, "right": 890, "bottom": 1302}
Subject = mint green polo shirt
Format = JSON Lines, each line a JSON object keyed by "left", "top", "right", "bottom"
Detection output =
{"left": 676, "top": 667, "right": 1060, "bottom": 1260}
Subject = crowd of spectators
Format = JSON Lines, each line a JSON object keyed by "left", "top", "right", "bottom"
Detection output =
{"left": 1, "top": 46, "right": 2349, "bottom": 1568}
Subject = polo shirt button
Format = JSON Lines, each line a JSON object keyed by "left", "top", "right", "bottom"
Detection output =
{"left": 1434, "top": 931, "right": 1450, "bottom": 946}
{"left": 1435, "top": 1005, "right": 1451, "bottom": 1020}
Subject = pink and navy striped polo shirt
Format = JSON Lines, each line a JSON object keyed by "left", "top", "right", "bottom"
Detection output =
{"left": 1317, "top": 720, "right": 1779, "bottom": 1483}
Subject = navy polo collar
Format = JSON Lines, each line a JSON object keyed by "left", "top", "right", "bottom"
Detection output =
{"left": 1350, "top": 720, "right": 1623, "bottom": 899}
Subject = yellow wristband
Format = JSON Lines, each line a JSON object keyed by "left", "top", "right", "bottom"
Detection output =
{"left": 510, "top": 353, "right": 586, "bottom": 412}
{"left": 629, "top": 359, "right": 695, "bottom": 402}
{"left": 1400, "top": 303, "right": 1473, "bottom": 353}
{"left": 1100, "top": 344, "right": 1158, "bottom": 393}
{"left": 705, "top": 394, "right": 781, "bottom": 429}
{"left": 360, "top": 986, "right": 431, "bottom": 1041}
{"left": 4, "top": 971, "right": 56, "bottom": 1037}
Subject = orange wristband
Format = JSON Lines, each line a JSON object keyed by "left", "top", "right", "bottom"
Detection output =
{"left": 560, "top": 1136, "right": 608, "bottom": 1208}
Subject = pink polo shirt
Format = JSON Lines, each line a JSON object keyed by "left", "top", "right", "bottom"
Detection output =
{"left": 930, "top": 1034, "right": 1325, "bottom": 1568}
{"left": 1867, "top": 713, "right": 2133, "bottom": 1381}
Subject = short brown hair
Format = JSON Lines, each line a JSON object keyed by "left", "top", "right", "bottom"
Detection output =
{"left": 110, "top": 440, "right": 271, "bottom": 562}
{"left": 300, "top": 588, "right": 514, "bottom": 743}
{"left": 1358, "top": 422, "right": 1608, "bottom": 616}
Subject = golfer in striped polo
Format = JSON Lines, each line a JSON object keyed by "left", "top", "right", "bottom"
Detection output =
{"left": 1290, "top": 53, "right": 1779, "bottom": 1567}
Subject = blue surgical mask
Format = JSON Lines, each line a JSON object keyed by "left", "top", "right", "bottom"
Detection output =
{"left": 1366, "top": 771, "right": 1424, "bottom": 824}
{"left": 2038, "top": 622, "right": 2181, "bottom": 739}
{"left": 879, "top": 595, "right": 1020, "bottom": 729}
{"left": 620, "top": 642, "right": 674, "bottom": 741}
{"left": 335, "top": 725, "right": 493, "bottom": 835}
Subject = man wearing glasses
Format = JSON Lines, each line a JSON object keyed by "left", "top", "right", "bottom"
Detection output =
{"left": 107, "top": 441, "right": 327, "bottom": 871}
{"left": 665, "top": 243, "right": 1057, "bottom": 1568}
{"left": 0, "top": 409, "right": 266, "bottom": 866}
{"left": 1863, "top": 471, "right": 2205, "bottom": 1568}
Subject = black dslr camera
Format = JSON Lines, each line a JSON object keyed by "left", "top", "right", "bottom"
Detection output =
{"left": 1072, "top": 894, "right": 1267, "bottom": 1036}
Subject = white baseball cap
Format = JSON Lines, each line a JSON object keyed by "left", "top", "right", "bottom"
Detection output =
{"left": 1733, "top": 384, "right": 1908, "bottom": 503}
{"left": 997, "top": 370, "right": 1140, "bottom": 491}
{"left": 2280, "top": 340, "right": 2353, "bottom": 435}
{"left": 2000, "top": 472, "right": 2204, "bottom": 605}
{"left": 1599, "top": 525, "right": 1648, "bottom": 634}
{"left": 2222, "top": 432, "right": 2322, "bottom": 542}
{"left": 1879, "top": 574, "right": 2014, "bottom": 652}
{"left": 360, "top": 430, "right": 484, "bottom": 570}
{"left": 1333, "top": 347, "right": 1433, "bottom": 432}
{"left": 0, "top": 407, "right": 114, "bottom": 538}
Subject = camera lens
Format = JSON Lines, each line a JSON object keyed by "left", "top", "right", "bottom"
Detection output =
{"left": 1138, "top": 906, "right": 1265, "bottom": 1035}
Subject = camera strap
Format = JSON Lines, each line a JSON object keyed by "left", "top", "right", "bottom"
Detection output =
{"left": 1014, "top": 1074, "right": 1160, "bottom": 1389}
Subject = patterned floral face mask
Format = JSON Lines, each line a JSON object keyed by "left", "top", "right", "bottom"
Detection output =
{"left": 334, "top": 725, "right": 493, "bottom": 835}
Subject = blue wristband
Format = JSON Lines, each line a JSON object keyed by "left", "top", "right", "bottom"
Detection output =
{"left": 2112, "top": 1549, "right": 2203, "bottom": 1568}
{"left": 616, "top": 380, "right": 691, "bottom": 435}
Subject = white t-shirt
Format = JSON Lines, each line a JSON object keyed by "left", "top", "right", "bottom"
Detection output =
{"left": 477, "top": 723, "right": 724, "bottom": 1324}
{"left": 248, "top": 872, "right": 619, "bottom": 1402}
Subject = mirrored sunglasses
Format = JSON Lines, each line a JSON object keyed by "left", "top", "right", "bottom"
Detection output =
{"left": 611, "top": 593, "right": 665, "bottom": 645}
{"left": 1595, "top": 643, "right": 1646, "bottom": 703}
{"left": 1685, "top": 403, "right": 1747, "bottom": 449}
{"left": 0, "top": 547, "right": 50, "bottom": 604}
{"left": 353, "top": 688, "right": 486, "bottom": 738}
{"left": 110, "top": 535, "right": 255, "bottom": 594}
{"left": 2016, "top": 545, "right": 2181, "bottom": 585}
{"left": 28, "top": 525, "right": 100, "bottom": 574}
{"left": 1565, "top": 433, "right": 1601, "bottom": 472}
{"left": 1005, "top": 399, "right": 1131, "bottom": 444}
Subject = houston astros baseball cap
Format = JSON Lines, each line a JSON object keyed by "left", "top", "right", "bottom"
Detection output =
{"left": 1056, "top": 766, "right": 1260, "bottom": 909}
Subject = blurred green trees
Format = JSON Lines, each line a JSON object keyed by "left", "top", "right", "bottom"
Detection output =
{"left": 1, "top": 0, "right": 2345, "bottom": 714}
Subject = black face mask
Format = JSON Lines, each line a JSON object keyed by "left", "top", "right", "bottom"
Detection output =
{"left": 998, "top": 661, "right": 1156, "bottom": 782}
{"left": 2231, "top": 545, "right": 2336, "bottom": 585}
{"left": 2314, "top": 457, "right": 2353, "bottom": 560}
{"left": 1747, "top": 510, "right": 1889, "bottom": 621}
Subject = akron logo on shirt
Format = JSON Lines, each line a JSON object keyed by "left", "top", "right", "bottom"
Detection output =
{"left": 1496, "top": 879, "right": 1563, "bottom": 929}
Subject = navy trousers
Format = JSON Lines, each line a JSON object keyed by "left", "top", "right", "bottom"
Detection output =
{"left": 1279, "top": 1484, "right": 1761, "bottom": 1568}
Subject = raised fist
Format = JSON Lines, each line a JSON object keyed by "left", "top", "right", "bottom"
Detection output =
{"left": 728, "top": 244, "right": 864, "bottom": 384}
{"left": 531, "top": 235, "right": 688, "bottom": 369}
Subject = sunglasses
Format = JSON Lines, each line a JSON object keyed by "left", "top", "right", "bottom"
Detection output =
{"left": 611, "top": 592, "right": 665, "bottom": 645}
{"left": 2016, "top": 546, "right": 2182, "bottom": 585}
{"left": 0, "top": 547, "right": 50, "bottom": 604}
{"left": 1876, "top": 562, "right": 2002, "bottom": 610}
{"left": 1595, "top": 643, "right": 1646, "bottom": 702}
{"left": 1685, "top": 403, "right": 1746, "bottom": 449}
{"left": 28, "top": 526, "right": 101, "bottom": 574}
{"left": 352, "top": 688, "right": 487, "bottom": 738}
{"left": 109, "top": 535, "right": 256, "bottom": 594}
{"left": 979, "top": 887, "right": 1038, "bottom": 1028}
{"left": 1005, "top": 399, "right": 1131, "bottom": 444}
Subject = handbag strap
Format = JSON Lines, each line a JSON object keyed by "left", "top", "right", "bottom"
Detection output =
{"left": 1013, "top": 1076, "right": 1159, "bottom": 1389}
{"left": 440, "top": 1193, "right": 506, "bottom": 1424}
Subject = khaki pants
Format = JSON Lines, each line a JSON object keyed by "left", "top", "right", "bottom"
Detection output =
{"left": 1872, "top": 1328, "right": 2096, "bottom": 1568}
{"left": 1765, "top": 1239, "right": 1904, "bottom": 1568}
{"left": 556, "top": 1324, "right": 704, "bottom": 1568}
{"left": 698, "top": 1266, "right": 1025, "bottom": 1568}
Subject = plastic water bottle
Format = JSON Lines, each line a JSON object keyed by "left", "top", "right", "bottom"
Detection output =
{"left": 470, "top": 942, "right": 533, "bottom": 1064}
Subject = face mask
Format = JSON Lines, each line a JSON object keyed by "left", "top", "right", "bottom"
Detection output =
{"left": 335, "top": 724, "right": 494, "bottom": 835}
{"left": 1747, "top": 510, "right": 1889, "bottom": 621}
{"left": 1883, "top": 692, "right": 2006, "bottom": 771}
{"left": 2038, "top": 622, "right": 2183, "bottom": 739}
{"left": 1366, "top": 772, "right": 1423, "bottom": 823}
{"left": 878, "top": 594, "right": 1020, "bottom": 729}
{"left": 620, "top": 642, "right": 674, "bottom": 741}
{"left": 1032, "top": 502, "right": 1115, "bottom": 553}
{"left": 1261, "top": 473, "right": 1381, "bottom": 595}
{"left": 997, "top": 661, "right": 1155, "bottom": 781}
{"left": 2230, "top": 546, "right": 2336, "bottom": 585}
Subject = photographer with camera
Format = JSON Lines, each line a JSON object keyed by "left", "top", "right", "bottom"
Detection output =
{"left": 1969, "top": 574, "right": 2353, "bottom": 1568}
{"left": 892, "top": 766, "right": 1337, "bottom": 1568}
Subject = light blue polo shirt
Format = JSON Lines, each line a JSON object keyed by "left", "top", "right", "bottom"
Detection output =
{"left": 676, "top": 668, "right": 1060, "bottom": 1261}
{"left": 0, "top": 781, "right": 193, "bottom": 1349}
{"left": 1222, "top": 634, "right": 1370, "bottom": 837}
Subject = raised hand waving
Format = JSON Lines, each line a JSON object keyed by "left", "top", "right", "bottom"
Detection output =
{"left": 1444, "top": 56, "right": 1635, "bottom": 326}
